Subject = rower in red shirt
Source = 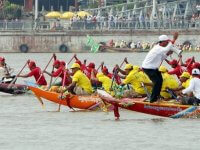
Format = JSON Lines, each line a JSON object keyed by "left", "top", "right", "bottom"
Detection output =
{"left": 44, "top": 60, "right": 71, "bottom": 86}
{"left": 18, "top": 61, "right": 47, "bottom": 86}
{"left": 102, "top": 66, "right": 112, "bottom": 79}
{"left": 166, "top": 59, "right": 183, "bottom": 78}
{"left": 86, "top": 62, "right": 98, "bottom": 79}
{"left": 179, "top": 57, "right": 195, "bottom": 74}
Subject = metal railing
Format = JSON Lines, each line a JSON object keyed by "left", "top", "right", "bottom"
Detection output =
{"left": 0, "top": 19, "right": 200, "bottom": 31}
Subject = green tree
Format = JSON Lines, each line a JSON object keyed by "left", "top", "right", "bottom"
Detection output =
{"left": 0, "top": 0, "right": 22, "bottom": 20}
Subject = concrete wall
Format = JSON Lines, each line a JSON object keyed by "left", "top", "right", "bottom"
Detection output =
{"left": 0, "top": 29, "right": 200, "bottom": 53}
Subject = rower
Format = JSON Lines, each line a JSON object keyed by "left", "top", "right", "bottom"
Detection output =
{"left": 66, "top": 63, "right": 93, "bottom": 95}
{"left": 166, "top": 59, "right": 183, "bottom": 78}
{"left": 120, "top": 64, "right": 151, "bottom": 98}
{"left": 180, "top": 57, "right": 195, "bottom": 74}
{"left": 181, "top": 69, "right": 200, "bottom": 105}
{"left": 91, "top": 72, "right": 113, "bottom": 95}
{"left": 44, "top": 60, "right": 71, "bottom": 86}
{"left": 18, "top": 61, "right": 47, "bottom": 86}
{"left": 102, "top": 66, "right": 112, "bottom": 79}
{"left": 0, "top": 57, "right": 15, "bottom": 83}
{"left": 159, "top": 66, "right": 179, "bottom": 99}
{"left": 86, "top": 62, "right": 98, "bottom": 79}
{"left": 142, "top": 34, "right": 182, "bottom": 103}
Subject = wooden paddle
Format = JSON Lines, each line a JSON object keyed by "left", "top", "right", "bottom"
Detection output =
{"left": 57, "top": 55, "right": 76, "bottom": 112}
{"left": 37, "top": 53, "right": 56, "bottom": 85}
{"left": 57, "top": 69, "right": 67, "bottom": 112}
{"left": 8, "top": 60, "right": 29, "bottom": 89}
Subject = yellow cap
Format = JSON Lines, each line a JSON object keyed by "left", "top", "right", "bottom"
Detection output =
{"left": 133, "top": 65, "right": 140, "bottom": 71}
{"left": 124, "top": 64, "right": 133, "bottom": 70}
{"left": 159, "top": 66, "right": 167, "bottom": 73}
{"left": 96, "top": 72, "right": 104, "bottom": 79}
{"left": 70, "top": 63, "right": 80, "bottom": 69}
{"left": 180, "top": 72, "right": 190, "bottom": 79}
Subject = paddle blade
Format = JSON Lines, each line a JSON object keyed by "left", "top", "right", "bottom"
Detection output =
{"left": 35, "top": 95, "right": 45, "bottom": 109}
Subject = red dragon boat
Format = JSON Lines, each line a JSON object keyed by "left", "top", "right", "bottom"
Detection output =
{"left": 97, "top": 90, "right": 200, "bottom": 119}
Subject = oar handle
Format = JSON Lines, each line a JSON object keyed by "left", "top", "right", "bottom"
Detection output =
{"left": 67, "top": 55, "right": 75, "bottom": 66}
{"left": 36, "top": 54, "right": 56, "bottom": 84}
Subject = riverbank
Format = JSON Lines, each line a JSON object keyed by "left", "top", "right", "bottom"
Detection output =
{"left": 0, "top": 29, "right": 200, "bottom": 53}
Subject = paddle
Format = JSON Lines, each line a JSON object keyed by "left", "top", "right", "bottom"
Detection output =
{"left": 7, "top": 60, "right": 29, "bottom": 89}
{"left": 166, "top": 89, "right": 179, "bottom": 101}
{"left": 141, "top": 82, "right": 151, "bottom": 99}
{"left": 57, "top": 69, "right": 67, "bottom": 112}
{"left": 37, "top": 53, "right": 56, "bottom": 85}
{"left": 57, "top": 55, "right": 76, "bottom": 112}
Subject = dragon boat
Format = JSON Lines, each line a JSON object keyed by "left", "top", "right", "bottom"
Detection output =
{"left": 97, "top": 90, "right": 200, "bottom": 118}
{"left": 0, "top": 83, "right": 28, "bottom": 95}
{"left": 29, "top": 86, "right": 102, "bottom": 110}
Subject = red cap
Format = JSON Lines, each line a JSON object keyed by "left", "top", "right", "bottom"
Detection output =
{"left": 185, "top": 58, "right": 192, "bottom": 64}
{"left": 192, "top": 62, "right": 200, "bottom": 69}
{"left": 169, "top": 59, "right": 178, "bottom": 65}
{"left": 28, "top": 61, "right": 36, "bottom": 68}
{"left": 75, "top": 60, "right": 82, "bottom": 66}
{"left": 102, "top": 66, "right": 108, "bottom": 74}
{"left": 60, "top": 61, "right": 66, "bottom": 66}
{"left": 0, "top": 57, "right": 5, "bottom": 62}
{"left": 53, "top": 60, "right": 60, "bottom": 66}
{"left": 87, "top": 62, "right": 95, "bottom": 69}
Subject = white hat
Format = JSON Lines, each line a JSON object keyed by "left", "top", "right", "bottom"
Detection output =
{"left": 192, "top": 68, "right": 200, "bottom": 75}
{"left": 159, "top": 35, "right": 169, "bottom": 42}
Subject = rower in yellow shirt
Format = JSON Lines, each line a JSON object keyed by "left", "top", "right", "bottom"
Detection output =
{"left": 159, "top": 66, "right": 179, "bottom": 99}
{"left": 172, "top": 72, "right": 191, "bottom": 95}
{"left": 66, "top": 63, "right": 93, "bottom": 95}
{"left": 92, "top": 72, "right": 113, "bottom": 94}
{"left": 121, "top": 64, "right": 151, "bottom": 97}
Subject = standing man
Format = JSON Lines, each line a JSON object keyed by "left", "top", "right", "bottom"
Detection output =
{"left": 142, "top": 34, "right": 182, "bottom": 103}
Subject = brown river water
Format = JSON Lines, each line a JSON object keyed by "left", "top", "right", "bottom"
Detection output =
{"left": 0, "top": 53, "right": 200, "bottom": 150}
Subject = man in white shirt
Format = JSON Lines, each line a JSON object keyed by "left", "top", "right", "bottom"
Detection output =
{"left": 181, "top": 68, "right": 200, "bottom": 105}
{"left": 142, "top": 35, "right": 182, "bottom": 103}
{"left": 0, "top": 57, "right": 15, "bottom": 83}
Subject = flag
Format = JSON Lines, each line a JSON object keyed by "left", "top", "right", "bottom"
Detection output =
{"left": 86, "top": 35, "right": 100, "bottom": 53}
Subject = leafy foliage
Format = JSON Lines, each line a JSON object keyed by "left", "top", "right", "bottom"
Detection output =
{"left": 0, "top": 0, "right": 22, "bottom": 20}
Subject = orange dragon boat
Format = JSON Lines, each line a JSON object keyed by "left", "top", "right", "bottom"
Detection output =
{"left": 29, "top": 86, "right": 101, "bottom": 110}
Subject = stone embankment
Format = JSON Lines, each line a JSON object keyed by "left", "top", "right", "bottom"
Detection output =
{"left": 0, "top": 29, "right": 199, "bottom": 53}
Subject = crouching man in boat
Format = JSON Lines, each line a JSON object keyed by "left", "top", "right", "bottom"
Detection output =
{"left": 118, "top": 64, "right": 152, "bottom": 98}
{"left": 91, "top": 72, "right": 113, "bottom": 95}
{"left": 142, "top": 35, "right": 182, "bottom": 103}
{"left": 171, "top": 72, "right": 191, "bottom": 95}
{"left": 18, "top": 61, "right": 47, "bottom": 86}
{"left": 0, "top": 57, "right": 15, "bottom": 83}
{"left": 66, "top": 63, "right": 93, "bottom": 95}
{"left": 180, "top": 68, "right": 200, "bottom": 105}
{"left": 159, "top": 66, "right": 179, "bottom": 100}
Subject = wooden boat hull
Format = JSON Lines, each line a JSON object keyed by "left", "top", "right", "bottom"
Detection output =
{"left": 97, "top": 90, "right": 200, "bottom": 118}
{"left": 29, "top": 86, "right": 101, "bottom": 109}
{"left": 0, "top": 83, "right": 28, "bottom": 94}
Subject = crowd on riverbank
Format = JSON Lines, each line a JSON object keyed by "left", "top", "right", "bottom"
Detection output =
{"left": 103, "top": 40, "right": 200, "bottom": 51}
